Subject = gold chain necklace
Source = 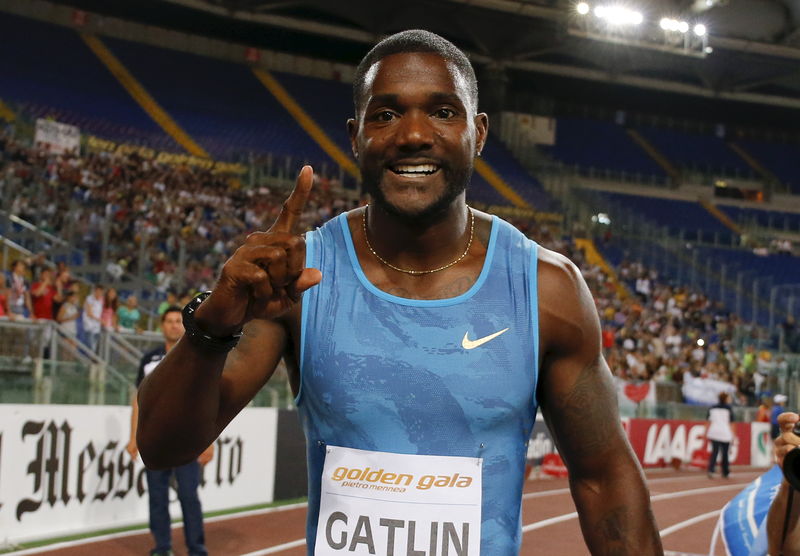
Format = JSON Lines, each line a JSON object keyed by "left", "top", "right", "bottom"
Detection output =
{"left": 362, "top": 205, "right": 475, "bottom": 275}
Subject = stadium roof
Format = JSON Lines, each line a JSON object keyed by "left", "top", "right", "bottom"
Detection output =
{"left": 48, "top": 0, "right": 800, "bottom": 122}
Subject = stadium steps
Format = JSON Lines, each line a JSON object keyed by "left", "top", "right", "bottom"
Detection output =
{"left": 80, "top": 34, "right": 209, "bottom": 158}
{"left": 625, "top": 128, "right": 681, "bottom": 183}
{"left": 0, "top": 98, "right": 15, "bottom": 122}
{"left": 473, "top": 158, "right": 532, "bottom": 209}
{"left": 251, "top": 68, "right": 360, "bottom": 179}
{"left": 698, "top": 198, "right": 742, "bottom": 235}
{"left": 573, "top": 238, "right": 629, "bottom": 299}
{"left": 727, "top": 141, "right": 782, "bottom": 187}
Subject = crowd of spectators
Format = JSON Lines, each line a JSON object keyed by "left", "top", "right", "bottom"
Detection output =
{"left": 1, "top": 133, "right": 358, "bottom": 296}
{"left": 0, "top": 130, "right": 792, "bottom": 408}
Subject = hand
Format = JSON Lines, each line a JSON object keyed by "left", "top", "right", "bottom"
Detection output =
{"left": 775, "top": 412, "right": 800, "bottom": 469}
{"left": 195, "top": 166, "right": 322, "bottom": 336}
{"left": 126, "top": 439, "right": 138, "bottom": 460}
{"left": 198, "top": 444, "right": 214, "bottom": 466}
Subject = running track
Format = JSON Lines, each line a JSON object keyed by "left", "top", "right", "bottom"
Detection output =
{"left": 7, "top": 467, "right": 765, "bottom": 555}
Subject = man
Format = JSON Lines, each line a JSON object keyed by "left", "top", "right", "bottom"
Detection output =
{"left": 706, "top": 391, "right": 735, "bottom": 479}
{"left": 31, "top": 267, "right": 58, "bottom": 320}
{"left": 82, "top": 284, "right": 104, "bottom": 351}
{"left": 137, "top": 30, "right": 662, "bottom": 554}
{"left": 773, "top": 394, "right": 789, "bottom": 439}
{"left": 127, "top": 306, "right": 213, "bottom": 556}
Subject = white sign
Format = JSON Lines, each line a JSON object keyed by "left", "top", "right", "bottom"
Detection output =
{"left": 501, "top": 112, "right": 556, "bottom": 146}
{"left": 316, "top": 446, "right": 481, "bottom": 555}
{"left": 34, "top": 118, "right": 81, "bottom": 154}
{"left": 0, "top": 404, "right": 278, "bottom": 545}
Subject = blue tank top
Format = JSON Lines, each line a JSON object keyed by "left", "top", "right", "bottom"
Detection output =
{"left": 298, "top": 212, "right": 540, "bottom": 554}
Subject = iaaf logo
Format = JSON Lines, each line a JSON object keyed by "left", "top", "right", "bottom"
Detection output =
{"left": 332, "top": 466, "right": 473, "bottom": 491}
{"left": 756, "top": 430, "right": 771, "bottom": 456}
{"left": 643, "top": 423, "right": 739, "bottom": 464}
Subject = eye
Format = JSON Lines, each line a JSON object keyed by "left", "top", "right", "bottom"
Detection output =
{"left": 433, "top": 108, "right": 457, "bottom": 119}
{"left": 375, "top": 111, "right": 396, "bottom": 122}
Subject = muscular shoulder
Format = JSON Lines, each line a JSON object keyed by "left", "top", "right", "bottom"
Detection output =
{"left": 537, "top": 246, "right": 600, "bottom": 358}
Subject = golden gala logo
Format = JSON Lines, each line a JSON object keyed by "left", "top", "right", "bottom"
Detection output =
{"left": 331, "top": 466, "right": 473, "bottom": 490}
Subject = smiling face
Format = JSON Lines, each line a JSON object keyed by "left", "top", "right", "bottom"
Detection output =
{"left": 349, "top": 52, "right": 487, "bottom": 220}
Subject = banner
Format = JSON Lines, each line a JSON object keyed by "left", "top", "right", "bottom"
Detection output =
{"left": 0, "top": 405, "right": 278, "bottom": 545}
{"left": 615, "top": 379, "right": 657, "bottom": 414}
{"left": 749, "top": 422, "right": 772, "bottom": 468}
{"left": 84, "top": 135, "right": 247, "bottom": 175}
{"left": 682, "top": 375, "right": 737, "bottom": 405}
{"left": 626, "top": 418, "right": 751, "bottom": 468}
{"left": 35, "top": 119, "right": 80, "bottom": 155}
{"left": 501, "top": 112, "right": 556, "bottom": 146}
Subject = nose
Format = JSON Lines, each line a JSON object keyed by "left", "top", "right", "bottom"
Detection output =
{"left": 395, "top": 110, "right": 434, "bottom": 152}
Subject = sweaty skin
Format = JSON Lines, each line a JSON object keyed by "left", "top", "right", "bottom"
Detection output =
{"left": 136, "top": 50, "right": 662, "bottom": 555}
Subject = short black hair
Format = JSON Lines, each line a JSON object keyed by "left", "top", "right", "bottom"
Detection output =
{"left": 353, "top": 29, "right": 478, "bottom": 114}
{"left": 161, "top": 305, "right": 182, "bottom": 322}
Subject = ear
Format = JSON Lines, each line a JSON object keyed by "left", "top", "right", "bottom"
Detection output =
{"left": 474, "top": 113, "right": 489, "bottom": 157}
{"left": 347, "top": 118, "right": 359, "bottom": 159}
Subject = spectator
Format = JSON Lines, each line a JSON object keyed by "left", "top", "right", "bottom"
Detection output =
{"left": 102, "top": 287, "right": 120, "bottom": 331}
{"left": 6, "top": 259, "right": 33, "bottom": 319}
{"left": 30, "top": 267, "right": 57, "bottom": 320}
{"left": 117, "top": 295, "right": 141, "bottom": 331}
{"left": 157, "top": 290, "right": 178, "bottom": 315}
{"left": 756, "top": 396, "right": 772, "bottom": 423}
{"left": 0, "top": 273, "right": 9, "bottom": 317}
{"left": 82, "top": 284, "right": 104, "bottom": 351}
{"left": 57, "top": 291, "right": 80, "bottom": 338}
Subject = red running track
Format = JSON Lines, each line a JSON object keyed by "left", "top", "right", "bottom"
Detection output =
{"left": 7, "top": 467, "right": 765, "bottom": 555}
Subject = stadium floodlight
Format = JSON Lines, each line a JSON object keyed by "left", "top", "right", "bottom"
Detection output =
{"left": 576, "top": 2, "right": 590, "bottom": 15}
{"left": 693, "top": 23, "right": 707, "bottom": 36}
{"left": 697, "top": 339, "right": 705, "bottom": 347}
{"left": 678, "top": 21, "right": 689, "bottom": 33}
{"left": 593, "top": 5, "right": 643, "bottom": 26}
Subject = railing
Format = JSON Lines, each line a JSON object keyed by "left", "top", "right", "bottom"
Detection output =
{"left": 0, "top": 318, "right": 132, "bottom": 405}
{"left": 0, "top": 318, "right": 296, "bottom": 408}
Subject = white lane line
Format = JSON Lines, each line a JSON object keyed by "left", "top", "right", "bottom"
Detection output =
{"left": 238, "top": 538, "right": 307, "bottom": 555}
{"left": 3, "top": 502, "right": 309, "bottom": 555}
{"left": 659, "top": 510, "right": 721, "bottom": 537}
{"left": 522, "top": 511, "right": 580, "bottom": 532}
{"left": 522, "top": 482, "right": 744, "bottom": 534}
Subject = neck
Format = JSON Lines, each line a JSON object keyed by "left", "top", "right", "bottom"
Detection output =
{"left": 165, "top": 340, "right": 176, "bottom": 352}
{"left": 364, "top": 200, "right": 470, "bottom": 271}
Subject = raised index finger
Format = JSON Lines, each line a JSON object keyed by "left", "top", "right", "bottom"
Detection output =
{"left": 272, "top": 165, "right": 313, "bottom": 233}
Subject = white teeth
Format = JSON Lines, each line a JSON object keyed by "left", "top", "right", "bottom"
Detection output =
{"left": 392, "top": 164, "right": 438, "bottom": 175}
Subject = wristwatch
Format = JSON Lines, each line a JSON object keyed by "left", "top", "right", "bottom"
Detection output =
{"left": 181, "top": 291, "right": 243, "bottom": 353}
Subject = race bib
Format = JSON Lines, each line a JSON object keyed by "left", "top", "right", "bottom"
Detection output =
{"left": 316, "top": 446, "right": 482, "bottom": 555}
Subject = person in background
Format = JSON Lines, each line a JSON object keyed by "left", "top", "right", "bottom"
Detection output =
{"left": 117, "top": 294, "right": 141, "bottom": 332}
{"left": 82, "top": 284, "right": 104, "bottom": 351}
{"left": 30, "top": 267, "right": 57, "bottom": 320}
{"left": 0, "top": 273, "right": 9, "bottom": 318}
{"left": 127, "top": 306, "right": 213, "bottom": 556}
{"left": 706, "top": 391, "right": 735, "bottom": 479}
{"left": 102, "top": 287, "right": 120, "bottom": 331}
{"left": 773, "top": 394, "right": 789, "bottom": 439}
{"left": 57, "top": 290, "right": 80, "bottom": 338}
{"left": 158, "top": 290, "right": 179, "bottom": 316}
{"left": 756, "top": 395, "right": 773, "bottom": 423}
{"left": 7, "top": 259, "right": 33, "bottom": 320}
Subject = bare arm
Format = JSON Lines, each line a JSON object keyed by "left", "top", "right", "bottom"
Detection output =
{"left": 537, "top": 249, "right": 662, "bottom": 555}
{"left": 767, "top": 412, "right": 800, "bottom": 556}
{"left": 137, "top": 167, "right": 322, "bottom": 469}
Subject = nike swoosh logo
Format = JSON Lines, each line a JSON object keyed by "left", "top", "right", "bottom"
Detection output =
{"left": 462, "top": 328, "right": 510, "bottom": 350}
